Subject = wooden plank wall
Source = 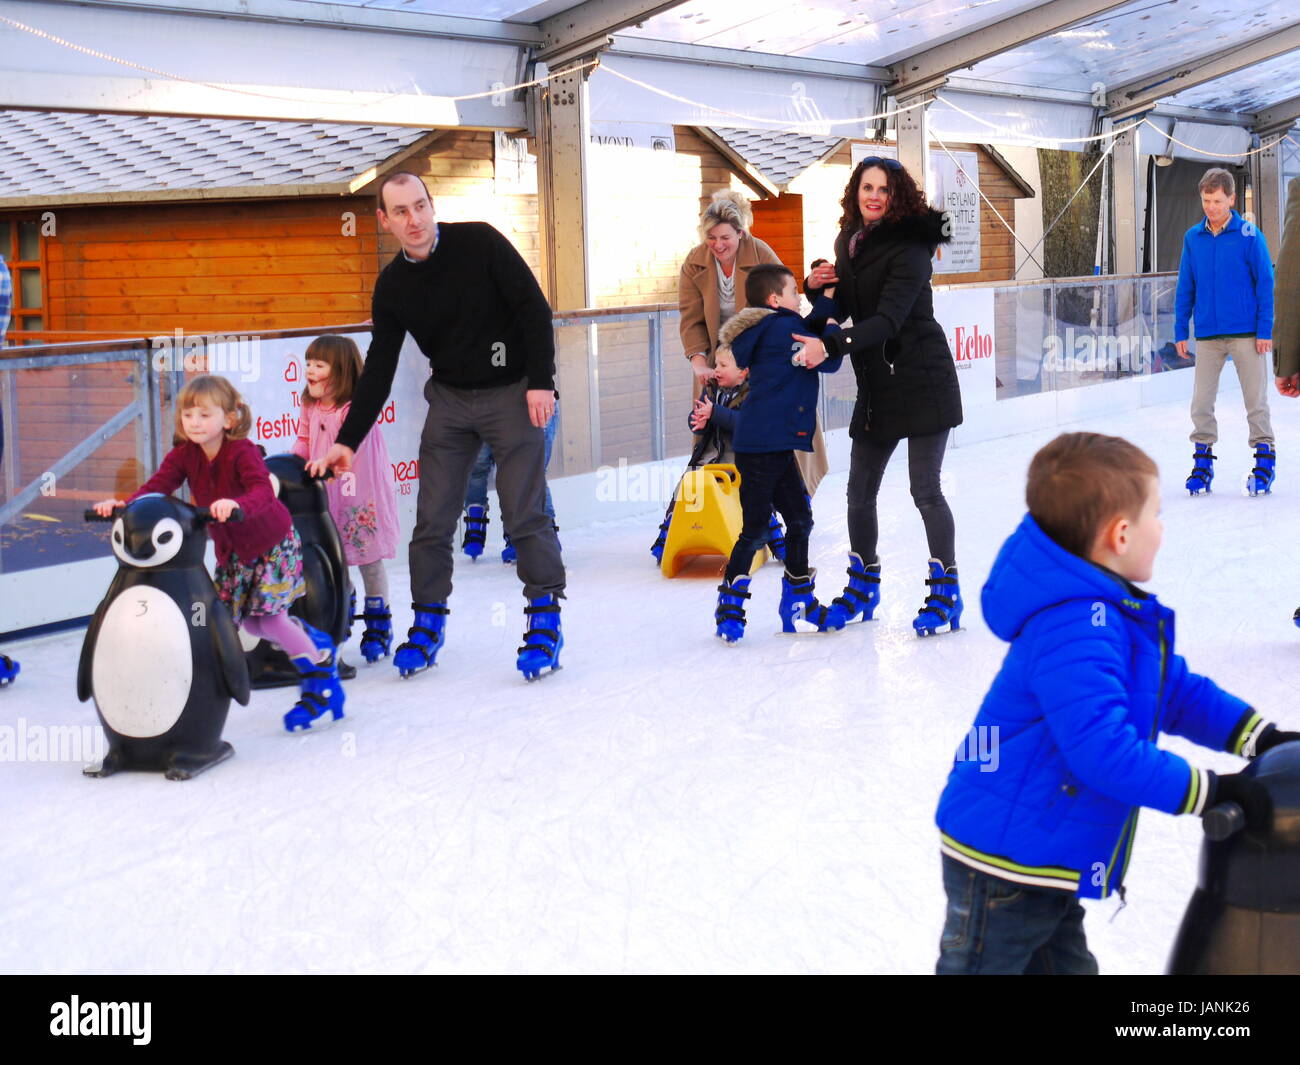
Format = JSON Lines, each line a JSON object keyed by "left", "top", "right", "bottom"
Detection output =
{"left": 44, "top": 197, "right": 380, "bottom": 336}
{"left": 751, "top": 193, "right": 806, "bottom": 280}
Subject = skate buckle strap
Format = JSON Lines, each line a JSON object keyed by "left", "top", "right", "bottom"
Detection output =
{"left": 518, "top": 629, "right": 559, "bottom": 654}
{"left": 411, "top": 602, "right": 450, "bottom": 615}
{"left": 715, "top": 605, "right": 746, "bottom": 622}
{"left": 716, "top": 582, "right": 752, "bottom": 599}
{"left": 846, "top": 562, "right": 881, "bottom": 584}
{"left": 292, "top": 690, "right": 329, "bottom": 718}
{"left": 833, "top": 587, "right": 870, "bottom": 609}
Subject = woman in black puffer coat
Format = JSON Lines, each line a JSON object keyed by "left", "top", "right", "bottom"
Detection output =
{"left": 800, "top": 157, "right": 964, "bottom": 636}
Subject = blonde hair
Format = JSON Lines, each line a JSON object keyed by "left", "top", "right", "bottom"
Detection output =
{"left": 174, "top": 375, "right": 252, "bottom": 445}
{"left": 302, "top": 334, "right": 364, "bottom": 407}
{"left": 698, "top": 189, "right": 753, "bottom": 242}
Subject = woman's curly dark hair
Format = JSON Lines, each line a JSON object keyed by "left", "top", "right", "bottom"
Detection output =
{"left": 838, "top": 158, "right": 930, "bottom": 234}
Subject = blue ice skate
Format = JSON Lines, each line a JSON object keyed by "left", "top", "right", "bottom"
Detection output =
{"left": 1186, "top": 443, "right": 1215, "bottom": 495}
{"left": 913, "top": 559, "right": 963, "bottom": 637}
{"left": 1247, "top": 443, "right": 1276, "bottom": 496}
{"left": 462, "top": 504, "right": 489, "bottom": 561}
{"left": 517, "top": 594, "right": 562, "bottom": 681}
{"left": 650, "top": 513, "right": 671, "bottom": 564}
{"left": 394, "top": 602, "right": 449, "bottom": 678}
{"left": 284, "top": 620, "right": 345, "bottom": 732}
{"left": 823, "top": 552, "right": 882, "bottom": 629}
{"left": 778, "top": 571, "right": 833, "bottom": 633}
{"left": 357, "top": 596, "right": 393, "bottom": 663}
{"left": 766, "top": 512, "right": 787, "bottom": 563}
{"left": 714, "top": 575, "right": 751, "bottom": 643}
{"left": 0, "top": 654, "right": 18, "bottom": 687}
{"left": 501, "top": 530, "right": 516, "bottom": 564}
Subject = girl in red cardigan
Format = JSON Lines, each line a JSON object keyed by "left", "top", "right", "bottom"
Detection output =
{"left": 94, "top": 375, "right": 345, "bottom": 732}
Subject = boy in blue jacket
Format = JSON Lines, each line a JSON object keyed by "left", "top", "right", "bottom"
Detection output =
{"left": 713, "top": 264, "right": 842, "bottom": 641}
{"left": 935, "top": 432, "right": 1296, "bottom": 974}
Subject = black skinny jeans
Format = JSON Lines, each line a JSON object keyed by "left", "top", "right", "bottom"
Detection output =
{"left": 725, "top": 451, "right": 811, "bottom": 582}
{"left": 847, "top": 430, "right": 955, "bottom": 568}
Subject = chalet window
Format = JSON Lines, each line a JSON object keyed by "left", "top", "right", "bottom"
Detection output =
{"left": 1, "top": 218, "right": 47, "bottom": 345}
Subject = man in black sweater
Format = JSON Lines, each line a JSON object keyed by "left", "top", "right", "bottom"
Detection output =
{"left": 309, "top": 171, "right": 565, "bottom": 680}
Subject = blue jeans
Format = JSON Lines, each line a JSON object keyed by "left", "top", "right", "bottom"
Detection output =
{"left": 464, "top": 404, "right": 557, "bottom": 520}
{"left": 936, "top": 855, "right": 1098, "bottom": 974}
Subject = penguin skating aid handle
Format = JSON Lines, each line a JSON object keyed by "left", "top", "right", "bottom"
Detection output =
{"left": 84, "top": 506, "right": 244, "bottom": 523}
{"left": 1202, "top": 801, "right": 1245, "bottom": 841}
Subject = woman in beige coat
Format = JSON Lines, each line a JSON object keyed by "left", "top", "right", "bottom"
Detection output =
{"left": 678, "top": 190, "right": 829, "bottom": 495}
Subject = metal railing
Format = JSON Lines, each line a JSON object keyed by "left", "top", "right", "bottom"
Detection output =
{"left": 0, "top": 270, "right": 1190, "bottom": 583}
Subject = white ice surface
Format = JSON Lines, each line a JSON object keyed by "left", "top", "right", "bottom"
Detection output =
{"left": 2, "top": 396, "right": 1293, "bottom": 974}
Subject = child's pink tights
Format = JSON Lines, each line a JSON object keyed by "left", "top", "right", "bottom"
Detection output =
{"left": 242, "top": 612, "right": 321, "bottom": 662}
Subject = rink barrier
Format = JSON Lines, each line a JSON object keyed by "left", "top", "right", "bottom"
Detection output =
{"left": 0, "top": 270, "right": 1192, "bottom": 634}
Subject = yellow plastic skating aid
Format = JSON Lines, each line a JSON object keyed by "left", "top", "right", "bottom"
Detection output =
{"left": 660, "top": 463, "right": 769, "bottom": 578}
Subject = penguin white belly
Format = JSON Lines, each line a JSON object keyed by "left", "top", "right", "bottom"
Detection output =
{"left": 92, "top": 587, "right": 195, "bottom": 738}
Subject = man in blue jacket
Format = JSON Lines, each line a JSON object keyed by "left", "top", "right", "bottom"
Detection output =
{"left": 935, "top": 432, "right": 1295, "bottom": 974}
{"left": 1175, "top": 168, "right": 1276, "bottom": 495}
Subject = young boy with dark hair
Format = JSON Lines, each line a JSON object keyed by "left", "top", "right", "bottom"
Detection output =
{"left": 934, "top": 431, "right": 1297, "bottom": 974}
{"left": 712, "top": 263, "right": 843, "bottom": 641}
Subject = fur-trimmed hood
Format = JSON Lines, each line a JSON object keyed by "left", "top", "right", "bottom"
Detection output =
{"left": 837, "top": 206, "right": 951, "bottom": 259}
{"left": 717, "top": 305, "right": 773, "bottom": 348}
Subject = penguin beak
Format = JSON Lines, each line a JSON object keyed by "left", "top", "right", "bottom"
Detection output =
{"left": 125, "top": 526, "right": 156, "bottom": 560}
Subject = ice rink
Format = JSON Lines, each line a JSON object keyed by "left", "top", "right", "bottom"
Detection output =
{"left": 3, "top": 395, "right": 1295, "bottom": 975}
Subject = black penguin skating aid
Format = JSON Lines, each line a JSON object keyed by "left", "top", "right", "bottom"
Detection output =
{"left": 243, "top": 453, "right": 355, "bottom": 687}
{"left": 80, "top": 497, "right": 250, "bottom": 780}
{"left": 1168, "top": 741, "right": 1300, "bottom": 974}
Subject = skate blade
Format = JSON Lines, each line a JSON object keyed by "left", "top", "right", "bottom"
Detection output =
{"left": 915, "top": 623, "right": 964, "bottom": 638}
{"left": 284, "top": 710, "right": 344, "bottom": 735}
{"left": 522, "top": 662, "right": 562, "bottom": 682}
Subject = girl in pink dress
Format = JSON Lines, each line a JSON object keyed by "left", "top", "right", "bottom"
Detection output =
{"left": 293, "top": 335, "right": 400, "bottom": 663}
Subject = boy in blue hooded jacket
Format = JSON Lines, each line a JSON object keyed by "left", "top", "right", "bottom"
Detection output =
{"left": 712, "top": 263, "right": 842, "bottom": 641}
{"left": 935, "top": 432, "right": 1297, "bottom": 974}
